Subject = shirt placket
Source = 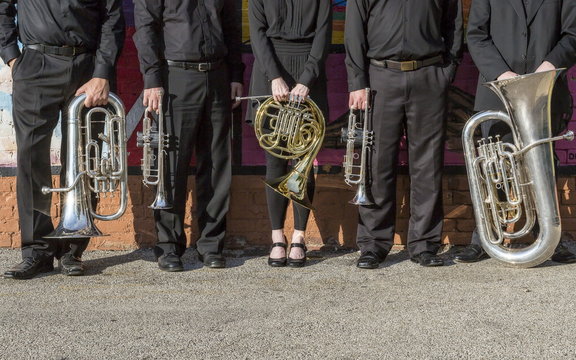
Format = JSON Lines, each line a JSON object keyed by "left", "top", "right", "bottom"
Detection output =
{"left": 197, "top": 0, "right": 211, "bottom": 60}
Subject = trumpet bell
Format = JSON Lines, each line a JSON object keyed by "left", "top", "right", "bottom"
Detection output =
{"left": 149, "top": 189, "right": 173, "bottom": 210}
{"left": 349, "top": 183, "right": 374, "bottom": 206}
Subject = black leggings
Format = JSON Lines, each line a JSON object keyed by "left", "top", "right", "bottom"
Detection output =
{"left": 265, "top": 152, "right": 315, "bottom": 231}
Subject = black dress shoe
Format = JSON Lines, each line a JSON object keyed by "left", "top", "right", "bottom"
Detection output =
{"left": 4, "top": 257, "right": 54, "bottom": 279}
{"left": 199, "top": 253, "right": 226, "bottom": 269}
{"left": 287, "top": 243, "right": 307, "bottom": 268}
{"left": 268, "top": 242, "right": 287, "bottom": 267}
{"left": 411, "top": 252, "right": 444, "bottom": 267}
{"left": 158, "top": 253, "right": 184, "bottom": 272}
{"left": 59, "top": 254, "right": 85, "bottom": 276}
{"left": 453, "top": 244, "right": 488, "bottom": 263}
{"left": 551, "top": 243, "right": 576, "bottom": 264}
{"left": 356, "top": 252, "right": 382, "bottom": 269}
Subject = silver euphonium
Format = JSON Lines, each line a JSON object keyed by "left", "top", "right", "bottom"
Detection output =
{"left": 462, "top": 70, "right": 574, "bottom": 267}
{"left": 41, "top": 93, "right": 128, "bottom": 238}
{"left": 136, "top": 90, "right": 173, "bottom": 209}
{"left": 342, "top": 88, "right": 375, "bottom": 205}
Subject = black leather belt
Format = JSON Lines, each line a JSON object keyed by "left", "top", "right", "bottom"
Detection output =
{"left": 370, "top": 55, "right": 444, "bottom": 71}
{"left": 26, "top": 44, "right": 89, "bottom": 57}
{"left": 166, "top": 59, "right": 222, "bottom": 71}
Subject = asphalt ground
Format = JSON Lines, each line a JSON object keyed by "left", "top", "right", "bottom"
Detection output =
{"left": 0, "top": 246, "right": 575, "bottom": 360}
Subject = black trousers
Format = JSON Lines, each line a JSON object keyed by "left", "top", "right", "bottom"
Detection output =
{"left": 265, "top": 152, "right": 315, "bottom": 231}
{"left": 153, "top": 65, "right": 232, "bottom": 258}
{"left": 356, "top": 64, "right": 450, "bottom": 258}
{"left": 12, "top": 49, "right": 96, "bottom": 260}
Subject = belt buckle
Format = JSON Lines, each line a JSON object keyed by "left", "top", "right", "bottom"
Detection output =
{"left": 197, "top": 63, "right": 209, "bottom": 72}
{"left": 71, "top": 47, "right": 77, "bottom": 57}
{"left": 400, "top": 60, "right": 417, "bottom": 71}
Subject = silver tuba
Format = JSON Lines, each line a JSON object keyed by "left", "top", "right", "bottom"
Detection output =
{"left": 42, "top": 93, "right": 128, "bottom": 238}
{"left": 462, "top": 70, "right": 574, "bottom": 267}
{"left": 136, "top": 90, "right": 173, "bottom": 209}
{"left": 342, "top": 88, "right": 375, "bottom": 205}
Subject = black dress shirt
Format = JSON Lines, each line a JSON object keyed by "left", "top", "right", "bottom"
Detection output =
{"left": 248, "top": 0, "right": 332, "bottom": 87}
{"left": 133, "top": 0, "right": 244, "bottom": 89}
{"left": 0, "top": 0, "right": 125, "bottom": 80}
{"left": 345, "top": 0, "right": 463, "bottom": 91}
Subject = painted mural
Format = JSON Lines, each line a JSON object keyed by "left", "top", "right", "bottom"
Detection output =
{"left": 0, "top": 0, "right": 574, "bottom": 169}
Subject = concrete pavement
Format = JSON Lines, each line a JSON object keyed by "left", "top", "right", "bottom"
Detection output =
{"left": 0, "top": 247, "right": 575, "bottom": 360}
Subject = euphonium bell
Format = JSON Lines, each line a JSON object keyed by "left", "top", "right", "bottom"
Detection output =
{"left": 41, "top": 93, "right": 128, "bottom": 238}
{"left": 462, "top": 70, "right": 574, "bottom": 267}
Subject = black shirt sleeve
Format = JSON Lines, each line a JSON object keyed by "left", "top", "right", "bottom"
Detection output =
{"left": 442, "top": 0, "right": 463, "bottom": 65}
{"left": 466, "top": 0, "right": 512, "bottom": 81}
{"left": 133, "top": 0, "right": 164, "bottom": 89}
{"left": 344, "top": 0, "right": 370, "bottom": 91}
{"left": 0, "top": 0, "right": 21, "bottom": 64}
{"left": 93, "top": 0, "right": 125, "bottom": 80}
{"left": 222, "top": 0, "right": 245, "bottom": 84}
{"left": 297, "top": 0, "right": 331, "bottom": 88}
{"left": 544, "top": 1, "right": 576, "bottom": 68}
{"left": 248, "top": 0, "right": 283, "bottom": 81}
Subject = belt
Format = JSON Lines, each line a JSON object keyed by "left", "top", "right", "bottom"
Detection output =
{"left": 166, "top": 59, "right": 222, "bottom": 71}
{"left": 370, "top": 55, "right": 444, "bottom": 71}
{"left": 26, "top": 44, "right": 89, "bottom": 57}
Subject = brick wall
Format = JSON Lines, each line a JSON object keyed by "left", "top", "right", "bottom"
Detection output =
{"left": 0, "top": 174, "right": 575, "bottom": 253}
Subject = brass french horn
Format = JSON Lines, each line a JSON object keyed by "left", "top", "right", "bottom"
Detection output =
{"left": 237, "top": 95, "right": 325, "bottom": 210}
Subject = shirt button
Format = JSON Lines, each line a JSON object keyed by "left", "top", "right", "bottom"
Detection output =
{"left": 522, "top": 54, "right": 527, "bottom": 60}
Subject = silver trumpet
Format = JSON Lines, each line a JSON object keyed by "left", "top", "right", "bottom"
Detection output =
{"left": 462, "top": 70, "right": 574, "bottom": 267}
{"left": 342, "top": 88, "right": 375, "bottom": 205}
{"left": 41, "top": 93, "right": 128, "bottom": 238}
{"left": 136, "top": 90, "right": 173, "bottom": 209}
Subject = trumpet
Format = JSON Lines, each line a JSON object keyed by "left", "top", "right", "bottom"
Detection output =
{"left": 236, "top": 95, "right": 325, "bottom": 210}
{"left": 136, "top": 90, "right": 173, "bottom": 209}
{"left": 41, "top": 93, "right": 128, "bottom": 238}
{"left": 342, "top": 88, "right": 375, "bottom": 205}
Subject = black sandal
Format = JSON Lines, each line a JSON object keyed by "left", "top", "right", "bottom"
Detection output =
{"left": 287, "top": 243, "right": 307, "bottom": 268}
{"left": 268, "top": 242, "right": 287, "bottom": 267}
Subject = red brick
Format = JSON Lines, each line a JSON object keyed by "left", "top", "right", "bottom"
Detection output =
{"left": 0, "top": 233, "right": 11, "bottom": 247}
{"left": 444, "top": 205, "right": 474, "bottom": 219}
{"left": 442, "top": 231, "right": 473, "bottom": 245}
{"left": 443, "top": 219, "right": 457, "bottom": 231}
{"left": 456, "top": 219, "right": 477, "bottom": 232}
{"left": 447, "top": 176, "right": 471, "bottom": 191}
{"left": 452, "top": 191, "right": 472, "bottom": 205}
{"left": 0, "top": 179, "right": 13, "bottom": 192}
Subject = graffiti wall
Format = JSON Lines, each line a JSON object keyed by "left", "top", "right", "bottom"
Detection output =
{"left": 0, "top": 0, "right": 574, "bottom": 169}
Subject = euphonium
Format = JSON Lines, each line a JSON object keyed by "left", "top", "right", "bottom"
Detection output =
{"left": 41, "top": 93, "right": 128, "bottom": 238}
{"left": 136, "top": 90, "right": 173, "bottom": 209}
{"left": 342, "top": 88, "right": 375, "bottom": 205}
{"left": 237, "top": 95, "right": 325, "bottom": 210}
{"left": 462, "top": 70, "right": 574, "bottom": 267}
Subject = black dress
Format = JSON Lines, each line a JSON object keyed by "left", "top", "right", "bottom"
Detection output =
{"left": 247, "top": 0, "right": 331, "bottom": 230}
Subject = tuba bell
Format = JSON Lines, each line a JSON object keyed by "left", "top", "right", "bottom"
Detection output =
{"left": 237, "top": 95, "right": 325, "bottom": 210}
{"left": 462, "top": 70, "right": 574, "bottom": 267}
{"left": 41, "top": 93, "right": 128, "bottom": 238}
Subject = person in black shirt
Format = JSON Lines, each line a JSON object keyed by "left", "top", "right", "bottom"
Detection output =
{"left": 247, "top": 0, "right": 331, "bottom": 268}
{"left": 345, "top": 0, "right": 463, "bottom": 269}
{"left": 133, "top": 0, "right": 244, "bottom": 271}
{"left": 454, "top": 0, "right": 576, "bottom": 264}
{"left": 0, "top": 0, "right": 124, "bottom": 279}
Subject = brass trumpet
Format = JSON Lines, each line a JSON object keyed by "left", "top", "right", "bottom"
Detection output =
{"left": 136, "top": 90, "right": 173, "bottom": 209}
{"left": 237, "top": 95, "right": 325, "bottom": 210}
{"left": 342, "top": 88, "right": 375, "bottom": 205}
{"left": 41, "top": 93, "right": 128, "bottom": 238}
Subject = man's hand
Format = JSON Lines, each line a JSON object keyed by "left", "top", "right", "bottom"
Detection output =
{"left": 290, "top": 83, "right": 309, "bottom": 102}
{"left": 271, "top": 77, "right": 290, "bottom": 102}
{"left": 76, "top": 78, "right": 110, "bottom": 107}
{"left": 231, "top": 82, "right": 243, "bottom": 109}
{"left": 349, "top": 89, "right": 368, "bottom": 110}
{"left": 535, "top": 61, "right": 556, "bottom": 73}
{"left": 143, "top": 87, "right": 164, "bottom": 113}
{"left": 497, "top": 71, "right": 519, "bottom": 81}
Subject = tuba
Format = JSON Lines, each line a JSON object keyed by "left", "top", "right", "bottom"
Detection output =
{"left": 342, "top": 88, "right": 375, "bottom": 205}
{"left": 237, "top": 95, "right": 325, "bottom": 210}
{"left": 41, "top": 93, "right": 128, "bottom": 238}
{"left": 136, "top": 90, "right": 173, "bottom": 209}
{"left": 462, "top": 70, "right": 574, "bottom": 267}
